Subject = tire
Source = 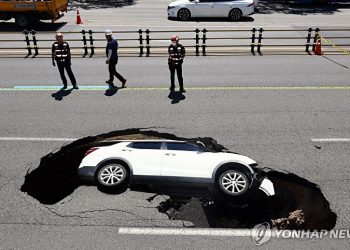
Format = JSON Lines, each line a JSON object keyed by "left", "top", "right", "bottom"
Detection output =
{"left": 177, "top": 8, "right": 191, "bottom": 21}
{"left": 15, "top": 14, "right": 31, "bottom": 28}
{"left": 96, "top": 162, "right": 128, "bottom": 190}
{"left": 218, "top": 169, "right": 250, "bottom": 196}
{"left": 229, "top": 8, "right": 242, "bottom": 21}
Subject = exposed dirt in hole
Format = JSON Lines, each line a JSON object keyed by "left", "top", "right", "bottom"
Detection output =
{"left": 158, "top": 169, "right": 337, "bottom": 230}
{"left": 20, "top": 128, "right": 336, "bottom": 230}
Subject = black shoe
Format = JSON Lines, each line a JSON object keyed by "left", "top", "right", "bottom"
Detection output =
{"left": 61, "top": 85, "right": 67, "bottom": 90}
{"left": 73, "top": 85, "right": 79, "bottom": 90}
{"left": 106, "top": 80, "right": 116, "bottom": 88}
{"left": 169, "top": 87, "right": 175, "bottom": 91}
{"left": 180, "top": 89, "right": 186, "bottom": 93}
{"left": 122, "top": 79, "right": 127, "bottom": 88}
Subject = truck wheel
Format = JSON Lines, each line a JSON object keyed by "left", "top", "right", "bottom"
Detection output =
{"left": 15, "top": 14, "right": 30, "bottom": 28}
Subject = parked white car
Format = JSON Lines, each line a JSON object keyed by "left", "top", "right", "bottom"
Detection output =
{"left": 167, "top": 0, "right": 255, "bottom": 21}
{"left": 78, "top": 140, "right": 274, "bottom": 198}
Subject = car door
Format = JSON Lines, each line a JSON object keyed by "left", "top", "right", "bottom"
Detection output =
{"left": 122, "top": 142, "right": 165, "bottom": 176}
{"left": 193, "top": 0, "right": 215, "bottom": 17}
{"left": 212, "top": 0, "right": 230, "bottom": 17}
{"left": 161, "top": 142, "right": 214, "bottom": 178}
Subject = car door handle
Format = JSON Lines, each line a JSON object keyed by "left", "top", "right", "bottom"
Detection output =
{"left": 165, "top": 153, "right": 176, "bottom": 156}
{"left": 122, "top": 149, "right": 132, "bottom": 152}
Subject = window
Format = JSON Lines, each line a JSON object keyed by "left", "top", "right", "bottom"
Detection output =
{"left": 127, "top": 142, "right": 162, "bottom": 150}
{"left": 167, "top": 142, "right": 201, "bottom": 152}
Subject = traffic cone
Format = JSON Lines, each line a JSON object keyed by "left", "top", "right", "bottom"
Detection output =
{"left": 76, "top": 10, "right": 83, "bottom": 24}
{"left": 314, "top": 38, "right": 323, "bottom": 55}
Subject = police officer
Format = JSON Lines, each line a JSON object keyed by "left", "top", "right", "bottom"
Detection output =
{"left": 51, "top": 33, "right": 78, "bottom": 89}
{"left": 168, "top": 35, "right": 186, "bottom": 93}
{"left": 105, "top": 30, "right": 127, "bottom": 88}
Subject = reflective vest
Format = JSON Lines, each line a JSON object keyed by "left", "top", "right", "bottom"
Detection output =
{"left": 52, "top": 42, "right": 70, "bottom": 63}
{"left": 168, "top": 43, "right": 185, "bottom": 65}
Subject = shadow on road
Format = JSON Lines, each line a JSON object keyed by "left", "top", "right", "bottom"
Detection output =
{"left": 105, "top": 86, "right": 120, "bottom": 97}
{"left": 0, "top": 21, "right": 67, "bottom": 32}
{"left": 168, "top": 90, "right": 186, "bottom": 104}
{"left": 70, "top": 0, "right": 136, "bottom": 9}
{"left": 168, "top": 16, "right": 254, "bottom": 23}
{"left": 258, "top": 0, "right": 350, "bottom": 15}
{"left": 51, "top": 88, "right": 73, "bottom": 101}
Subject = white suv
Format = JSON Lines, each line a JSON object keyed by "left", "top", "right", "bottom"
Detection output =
{"left": 78, "top": 140, "right": 274, "bottom": 198}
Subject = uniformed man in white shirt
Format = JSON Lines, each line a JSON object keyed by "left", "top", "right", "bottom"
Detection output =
{"left": 51, "top": 33, "right": 78, "bottom": 89}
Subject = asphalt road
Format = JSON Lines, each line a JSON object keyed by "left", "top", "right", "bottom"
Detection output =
{"left": 1, "top": 0, "right": 350, "bottom": 248}
{"left": 0, "top": 54, "right": 349, "bottom": 249}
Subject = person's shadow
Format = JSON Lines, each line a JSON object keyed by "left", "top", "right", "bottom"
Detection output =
{"left": 51, "top": 88, "right": 73, "bottom": 101}
{"left": 105, "top": 86, "right": 120, "bottom": 96}
{"left": 168, "top": 90, "right": 186, "bottom": 104}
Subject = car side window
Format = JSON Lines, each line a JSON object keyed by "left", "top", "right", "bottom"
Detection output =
{"left": 127, "top": 142, "right": 162, "bottom": 150}
{"left": 167, "top": 142, "right": 201, "bottom": 152}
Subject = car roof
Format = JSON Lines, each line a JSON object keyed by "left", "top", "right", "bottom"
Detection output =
{"left": 102, "top": 139, "right": 187, "bottom": 143}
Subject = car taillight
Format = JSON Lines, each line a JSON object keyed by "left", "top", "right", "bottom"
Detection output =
{"left": 85, "top": 147, "right": 98, "bottom": 157}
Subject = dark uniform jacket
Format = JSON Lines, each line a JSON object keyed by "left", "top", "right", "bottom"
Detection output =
{"left": 52, "top": 42, "right": 71, "bottom": 63}
{"left": 168, "top": 43, "right": 186, "bottom": 66}
{"left": 106, "top": 39, "right": 119, "bottom": 61}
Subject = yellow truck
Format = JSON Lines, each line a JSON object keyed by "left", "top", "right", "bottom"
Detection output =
{"left": 0, "top": 0, "right": 68, "bottom": 27}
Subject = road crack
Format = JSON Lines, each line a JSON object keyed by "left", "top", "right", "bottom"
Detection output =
{"left": 73, "top": 208, "right": 150, "bottom": 220}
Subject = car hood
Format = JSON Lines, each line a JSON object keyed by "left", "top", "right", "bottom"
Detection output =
{"left": 211, "top": 152, "right": 257, "bottom": 166}
{"left": 169, "top": 0, "right": 191, "bottom": 7}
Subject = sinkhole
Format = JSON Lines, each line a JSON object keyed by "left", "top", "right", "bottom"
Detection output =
{"left": 20, "top": 128, "right": 337, "bottom": 230}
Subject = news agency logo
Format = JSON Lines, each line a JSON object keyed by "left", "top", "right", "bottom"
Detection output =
{"left": 251, "top": 222, "right": 272, "bottom": 245}
{"left": 251, "top": 223, "right": 350, "bottom": 245}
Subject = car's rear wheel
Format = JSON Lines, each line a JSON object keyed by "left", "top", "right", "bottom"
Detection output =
{"left": 218, "top": 169, "right": 250, "bottom": 196}
{"left": 15, "top": 14, "right": 31, "bottom": 28}
{"left": 229, "top": 8, "right": 242, "bottom": 21}
{"left": 177, "top": 8, "right": 191, "bottom": 21}
{"left": 96, "top": 163, "right": 128, "bottom": 190}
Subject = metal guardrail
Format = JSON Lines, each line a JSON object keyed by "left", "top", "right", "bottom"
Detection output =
{"left": 0, "top": 28, "right": 349, "bottom": 57}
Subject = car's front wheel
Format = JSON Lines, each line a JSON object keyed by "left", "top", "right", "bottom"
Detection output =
{"left": 96, "top": 163, "right": 128, "bottom": 190}
{"left": 177, "top": 8, "right": 191, "bottom": 21}
{"left": 218, "top": 169, "right": 250, "bottom": 196}
{"left": 229, "top": 8, "right": 242, "bottom": 21}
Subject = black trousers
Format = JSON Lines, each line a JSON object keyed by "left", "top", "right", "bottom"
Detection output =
{"left": 108, "top": 60, "right": 125, "bottom": 83}
{"left": 169, "top": 63, "right": 184, "bottom": 91}
{"left": 57, "top": 61, "right": 76, "bottom": 86}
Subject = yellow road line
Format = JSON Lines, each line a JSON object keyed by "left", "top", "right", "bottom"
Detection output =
{"left": 1, "top": 86, "right": 350, "bottom": 91}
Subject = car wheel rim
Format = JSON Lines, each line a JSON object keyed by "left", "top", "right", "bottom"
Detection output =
{"left": 179, "top": 9, "right": 189, "bottom": 20}
{"left": 18, "top": 16, "right": 28, "bottom": 27}
{"left": 221, "top": 172, "right": 247, "bottom": 194}
{"left": 230, "top": 10, "right": 240, "bottom": 20}
{"left": 100, "top": 165, "right": 124, "bottom": 185}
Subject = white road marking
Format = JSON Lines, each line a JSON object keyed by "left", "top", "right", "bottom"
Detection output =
{"left": 0, "top": 137, "right": 76, "bottom": 142}
{"left": 311, "top": 138, "right": 350, "bottom": 142}
{"left": 118, "top": 227, "right": 270, "bottom": 237}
